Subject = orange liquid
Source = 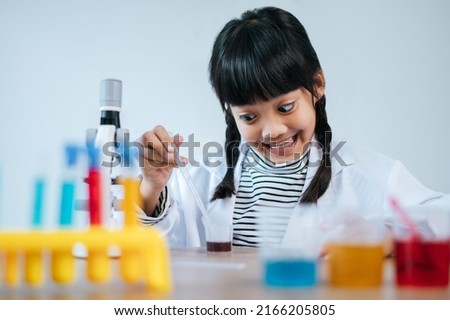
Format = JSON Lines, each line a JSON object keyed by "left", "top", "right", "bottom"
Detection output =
{"left": 328, "top": 243, "right": 384, "bottom": 287}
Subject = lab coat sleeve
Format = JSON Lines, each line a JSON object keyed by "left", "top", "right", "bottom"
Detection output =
{"left": 385, "top": 160, "right": 450, "bottom": 210}
{"left": 136, "top": 186, "right": 169, "bottom": 225}
{"left": 136, "top": 164, "right": 220, "bottom": 247}
{"left": 135, "top": 173, "right": 188, "bottom": 246}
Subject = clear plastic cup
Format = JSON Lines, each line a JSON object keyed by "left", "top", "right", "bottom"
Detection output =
{"left": 259, "top": 205, "right": 321, "bottom": 288}
{"left": 262, "top": 247, "right": 317, "bottom": 287}
{"left": 205, "top": 223, "right": 232, "bottom": 253}
{"left": 325, "top": 210, "right": 386, "bottom": 287}
{"left": 392, "top": 206, "right": 450, "bottom": 287}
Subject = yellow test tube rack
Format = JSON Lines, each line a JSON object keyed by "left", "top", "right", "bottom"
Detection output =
{"left": 0, "top": 225, "right": 172, "bottom": 293}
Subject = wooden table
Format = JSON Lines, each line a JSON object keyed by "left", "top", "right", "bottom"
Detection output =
{"left": 1, "top": 247, "right": 449, "bottom": 299}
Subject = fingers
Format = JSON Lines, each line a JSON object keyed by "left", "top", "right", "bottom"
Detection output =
{"left": 179, "top": 156, "right": 189, "bottom": 166}
{"left": 173, "top": 133, "right": 184, "bottom": 147}
{"left": 138, "top": 125, "right": 185, "bottom": 168}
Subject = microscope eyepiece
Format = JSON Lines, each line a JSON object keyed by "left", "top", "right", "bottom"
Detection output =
{"left": 99, "top": 79, "right": 122, "bottom": 128}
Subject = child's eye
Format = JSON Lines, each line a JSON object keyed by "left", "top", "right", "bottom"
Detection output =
{"left": 278, "top": 103, "right": 294, "bottom": 113}
{"left": 239, "top": 114, "right": 256, "bottom": 123}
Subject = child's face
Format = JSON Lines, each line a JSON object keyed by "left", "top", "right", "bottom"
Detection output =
{"left": 230, "top": 88, "right": 317, "bottom": 163}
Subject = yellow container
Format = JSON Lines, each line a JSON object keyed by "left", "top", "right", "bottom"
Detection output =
{"left": 0, "top": 227, "right": 172, "bottom": 292}
{"left": 120, "top": 249, "right": 142, "bottom": 283}
{"left": 5, "top": 251, "right": 19, "bottom": 287}
{"left": 24, "top": 250, "right": 43, "bottom": 285}
{"left": 51, "top": 250, "right": 75, "bottom": 284}
{"left": 327, "top": 243, "right": 384, "bottom": 287}
{"left": 86, "top": 250, "right": 110, "bottom": 283}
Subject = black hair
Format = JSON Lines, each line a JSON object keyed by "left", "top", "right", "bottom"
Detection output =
{"left": 209, "top": 6, "right": 332, "bottom": 203}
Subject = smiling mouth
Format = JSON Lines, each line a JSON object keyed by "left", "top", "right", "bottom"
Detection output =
{"left": 261, "top": 135, "right": 298, "bottom": 156}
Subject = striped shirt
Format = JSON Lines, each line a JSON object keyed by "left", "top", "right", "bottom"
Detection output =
{"left": 232, "top": 147, "right": 309, "bottom": 247}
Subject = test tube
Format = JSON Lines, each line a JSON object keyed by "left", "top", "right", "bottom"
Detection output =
{"left": 86, "top": 250, "right": 110, "bottom": 283}
{"left": 32, "top": 177, "right": 45, "bottom": 228}
{"left": 24, "top": 175, "right": 46, "bottom": 286}
{"left": 87, "top": 144, "right": 102, "bottom": 226}
{"left": 5, "top": 251, "right": 19, "bottom": 287}
{"left": 119, "top": 146, "right": 142, "bottom": 283}
{"left": 86, "top": 144, "right": 110, "bottom": 283}
{"left": 24, "top": 250, "right": 43, "bottom": 285}
{"left": 51, "top": 144, "right": 78, "bottom": 284}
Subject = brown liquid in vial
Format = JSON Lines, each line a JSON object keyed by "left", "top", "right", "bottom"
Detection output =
{"left": 207, "top": 241, "right": 232, "bottom": 252}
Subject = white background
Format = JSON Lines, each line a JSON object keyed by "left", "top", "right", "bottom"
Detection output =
{"left": 1, "top": 0, "right": 449, "bottom": 228}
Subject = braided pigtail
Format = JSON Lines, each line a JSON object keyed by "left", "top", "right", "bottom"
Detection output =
{"left": 211, "top": 111, "right": 241, "bottom": 200}
{"left": 301, "top": 95, "right": 332, "bottom": 203}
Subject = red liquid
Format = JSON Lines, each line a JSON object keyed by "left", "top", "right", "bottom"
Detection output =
{"left": 206, "top": 242, "right": 232, "bottom": 252}
{"left": 88, "top": 169, "right": 102, "bottom": 226}
{"left": 395, "top": 239, "right": 450, "bottom": 286}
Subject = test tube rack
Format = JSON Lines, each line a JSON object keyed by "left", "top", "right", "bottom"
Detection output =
{"left": 0, "top": 225, "right": 172, "bottom": 293}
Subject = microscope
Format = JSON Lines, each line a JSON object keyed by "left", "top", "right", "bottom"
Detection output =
{"left": 86, "top": 79, "right": 129, "bottom": 228}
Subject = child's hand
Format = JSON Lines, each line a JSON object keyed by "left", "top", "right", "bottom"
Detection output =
{"left": 136, "top": 125, "right": 186, "bottom": 214}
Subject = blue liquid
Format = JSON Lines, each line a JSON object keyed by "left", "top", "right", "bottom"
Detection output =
{"left": 32, "top": 178, "right": 45, "bottom": 227}
{"left": 264, "top": 258, "right": 317, "bottom": 287}
{"left": 59, "top": 181, "right": 75, "bottom": 226}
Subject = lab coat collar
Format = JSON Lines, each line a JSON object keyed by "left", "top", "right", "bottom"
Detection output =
{"left": 225, "top": 137, "right": 356, "bottom": 190}
{"left": 303, "top": 137, "right": 355, "bottom": 190}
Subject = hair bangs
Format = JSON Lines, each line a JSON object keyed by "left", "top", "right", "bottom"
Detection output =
{"left": 214, "top": 20, "right": 309, "bottom": 108}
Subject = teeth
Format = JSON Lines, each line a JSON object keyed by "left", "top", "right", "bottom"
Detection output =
{"left": 271, "top": 138, "right": 293, "bottom": 148}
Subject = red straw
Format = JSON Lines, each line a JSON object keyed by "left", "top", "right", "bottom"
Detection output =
{"left": 389, "top": 197, "right": 420, "bottom": 240}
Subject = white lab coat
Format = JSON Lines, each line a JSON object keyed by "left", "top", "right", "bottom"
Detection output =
{"left": 140, "top": 140, "right": 450, "bottom": 248}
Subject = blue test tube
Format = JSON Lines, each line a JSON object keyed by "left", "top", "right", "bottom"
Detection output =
{"left": 52, "top": 144, "right": 79, "bottom": 284}
{"left": 59, "top": 144, "right": 78, "bottom": 226}
{"left": 32, "top": 177, "right": 46, "bottom": 227}
{"left": 25, "top": 173, "right": 47, "bottom": 285}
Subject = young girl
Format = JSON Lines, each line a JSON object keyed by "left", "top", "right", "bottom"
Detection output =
{"left": 136, "top": 6, "right": 450, "bottom": 248}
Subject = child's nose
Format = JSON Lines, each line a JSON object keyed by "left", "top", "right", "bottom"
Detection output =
{"left": 261, "top": 121, "right": 288, "bottom": 140}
